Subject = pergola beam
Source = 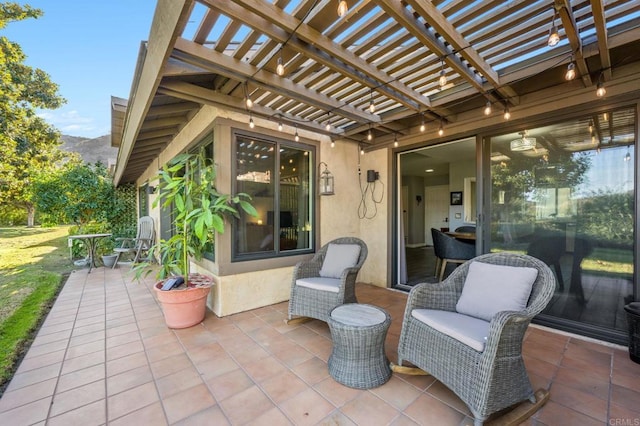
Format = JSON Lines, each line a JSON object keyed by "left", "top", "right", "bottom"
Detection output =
{"left": 590, "top": 0, "right": 612, "bottom": 81}
{"left": 555, "top": 0, "right": 592, "bottom": 87}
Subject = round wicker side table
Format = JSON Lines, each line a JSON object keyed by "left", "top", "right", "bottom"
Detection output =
{"left": 327, "top": 303, "right": 391, "bottom": 389}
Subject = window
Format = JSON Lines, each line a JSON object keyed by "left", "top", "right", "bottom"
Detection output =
{"left": 233, "top": 131, "right": 313, "bottom": 260}
{"left": 139, "top": 185, "right": 149, "bottom": 217}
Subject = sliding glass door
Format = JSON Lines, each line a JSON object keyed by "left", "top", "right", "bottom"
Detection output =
{"left": 488, "top": 106, "right": 636, "bottom": 343}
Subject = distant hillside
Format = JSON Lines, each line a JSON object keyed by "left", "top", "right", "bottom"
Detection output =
{"left": 59, "top": 134, "right": 118, "bottom": 167}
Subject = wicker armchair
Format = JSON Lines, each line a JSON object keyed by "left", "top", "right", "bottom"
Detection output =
{"left": 397, "top": 252, "right": 555, "bottom": 425}
{"left": 288, "top": 237, "right": 368, "bottom": 322}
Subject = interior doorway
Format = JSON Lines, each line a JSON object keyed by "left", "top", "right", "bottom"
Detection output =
{"left": 396, "top": 138, "right": 476, "bottom": 288}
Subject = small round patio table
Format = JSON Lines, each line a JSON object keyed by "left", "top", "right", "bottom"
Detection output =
{"left": 327, "top": 303, "right": 391, "bottom": 389}
{"left": 69, "top": 233, "right": 112, "bottom": 273}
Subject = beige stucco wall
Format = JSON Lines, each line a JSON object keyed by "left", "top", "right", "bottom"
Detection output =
{"left": 135, "top": 106, "right": 397, "bottom": 317}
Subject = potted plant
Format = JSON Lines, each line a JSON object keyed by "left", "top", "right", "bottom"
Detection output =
{"left": 97, "top": 237, "right": 118, "bottom": 268}
{"left": 134, "top": 148, "right": 256, "bottom": 328}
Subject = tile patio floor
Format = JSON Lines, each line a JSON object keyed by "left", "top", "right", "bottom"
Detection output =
{"left": 1, "top": 266, "right": 639, "bottom": 425}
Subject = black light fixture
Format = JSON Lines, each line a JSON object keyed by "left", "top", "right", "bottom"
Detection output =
{"left": 547, "top": 8, "right": 560, "bottom": 47}
{"left": 319, "top": 162, "right": 335, "bottom": 195}
{"left": 146, "top": 185, "right": 156, "bottom": 194}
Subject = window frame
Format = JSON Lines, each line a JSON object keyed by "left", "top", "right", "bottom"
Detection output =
{"left": 231, "top": 129, "right": 315, "bottom": 262}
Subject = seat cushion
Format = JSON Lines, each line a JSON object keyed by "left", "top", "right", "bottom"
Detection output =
{"left": 296, "top": 277, "right": 341, "bottom": 293}
{"left": 412, "top": 309, "right": 490, "bottom": 352}
{"left": 319, "top": 243, "right": 361, "bottom": 278}
{"left": 456, "top": 261, "right": 538, "bottom": 322}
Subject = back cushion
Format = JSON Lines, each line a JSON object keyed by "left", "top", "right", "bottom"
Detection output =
{"left": 319, "top": 243, "right": 361, "bottom": 278}
{"left": 456, "top": 261, "right": 538, "bottom": 321}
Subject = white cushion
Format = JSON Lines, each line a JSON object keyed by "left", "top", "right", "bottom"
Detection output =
{"left": 319, "top": 243, "right": 361, "bottom": 278}
{"left": 412, "top": 309, "right": 490, "bottom": 352}
{"left": 456, "top": 261, "right": 538, "bottom": 322}
{"left": 295, "top": 277, "right": 341, "bottom": 293}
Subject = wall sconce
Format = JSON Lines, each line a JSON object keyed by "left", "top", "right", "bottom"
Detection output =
{"left": 318, "top": 161, "right": 335, "bottom": 196}
{"left": 146, "top": 185, "right": 156, "bottom": 194}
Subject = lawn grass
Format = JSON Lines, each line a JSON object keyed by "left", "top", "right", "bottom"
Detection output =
{"left": 0, "top": 226, "right": 74, "bottom": 394}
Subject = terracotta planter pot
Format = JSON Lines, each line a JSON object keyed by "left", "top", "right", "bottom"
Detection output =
{"left": 154, "top": 274, "right": 213, "bottom": 329}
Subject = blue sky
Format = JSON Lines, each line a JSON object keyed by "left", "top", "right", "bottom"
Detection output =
{"left": 3, "top": 1, "right": 157, "bottom": 138}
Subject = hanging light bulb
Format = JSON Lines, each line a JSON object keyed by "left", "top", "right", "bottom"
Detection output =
{"left": 276, "top": 56, "right": 285, "bottom": 76}
{"left": 603, "top": 112, "right": 609, "bottom": 121}
{"left": 625, "top": 147, "right": 631, "bottom": 162}
{"left": 420, "top": 115, "right": 426, "bottom": 132}
{"left": 565, "top": 61, "right": 576, "bottom": 81}
{"left": 360, "top": 145, "right": 365, "bottom": 155}
{"left": 367, "top": 128, "right": 373, "bottom": 141}
{"left": 337, "top": 0, "right": 348, "bottom": 17}
{"left": 438, "top": 59, "right": 447, "bottom": 87}
{"left": 369, "top": 99, "right": 376, "bottom": 114}
{"left": 547, "top": 9, "right": 560, "bottom": 47}
{"left": 294, "top": 126, "right": 299, "bottom": 142}
{"left": 484, "top": 101, "right": 492, "bottom": 116}
{"left": 596, "top": 80, "right": 606, "bottom": 97}
{"left": 588, "top": 120, "right": 593, "bottom": 133}
{"left": 245, "top": 96, "right": 253, "bottom": 109}
{"left": 438, "top": 121, "right": 444, "bottom": 136}
{"left": 325, "top": 121, "right": 331, "bottom": 131}
{"left": 394, "top": 134, "right": 398, "bottom": 148}
{"left": 249, "top": 115, "right": 255, "bottom": 129}
{"left": 503, "top": 105, "right": 511, "bottom": 120}
{"left": 278, "top": 121, "right": 283, "bottom": 132}
{"left": 331, "top": 139, "right": 335, "bottom": 148}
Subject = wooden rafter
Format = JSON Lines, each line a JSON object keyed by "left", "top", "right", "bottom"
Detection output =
{"left": 555, "top": 0, "right": 592, "bottom": 87}
{"left": 590, "top": 0, "right": 612, "bottom": 81}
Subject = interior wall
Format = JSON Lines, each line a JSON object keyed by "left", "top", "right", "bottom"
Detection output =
{"left": 404, "top": 175, "right": 426, "bottom": 246}
{"left": 449, "top": 159, "right": 475, "bottom": 231}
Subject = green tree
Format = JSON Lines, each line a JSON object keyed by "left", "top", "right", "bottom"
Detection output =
{"left": 0, "top": 2, "right": 66, "bottom": 226}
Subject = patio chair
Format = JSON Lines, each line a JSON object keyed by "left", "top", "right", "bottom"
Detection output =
{"left": 396, "top": 252, "right": 555, "bottom": 425}
{"left": 432, "top": 228, "right": 475, "bottom": 281}
{"left": 112, "top": 216, "right": 155, "bottom": 268}
{"left": 288, "top": 237, "right": 368, "bottom": 323}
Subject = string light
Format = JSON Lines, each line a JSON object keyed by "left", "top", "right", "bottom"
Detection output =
{"left": 249, "top": 115, "right": 255, "bottom": 129}
{"left": 331, "top": 139, "right": 335, "bottom": 148}
{"left": 367, "top": 127, "right": 373, "bottom": 141}
{"left": 337, "top": 0, "right": 348, "bottom": 17}
{"left": 278, "top": 121, "right": 283, "bottom": 131}
{"left": 420, "top": 115, "right": 426, "bottom": 132}
{"left": 503, "top": 105, "right": 511, "bottom": 120}
{"left": 294, "top": 126, "right": 299, "bottom": 142}
{"left": 588, "top": 120, "right": 593, "bottom": 133}
{"left": 484, "top": 101, "right": 492, "bottom": 116}
{"left": 276, "top": 56, "right": 285, "bottom": 76}
{"left": 394, "top": 133, "right": 398, "bottom": 147}
{"left": 547, "top": 9, "right": 560, "bottom": 47}
{"left": 438, "top": 59, "right": 447, "bottom": 87}
{"left": 596, "top": 80, "right": 606, "bottom": 97}
{"left": 360, "top": 145, "right": 365, "bottom": 155}
{"left": 565, "top": 61, "right": 576, "bottom": 81}
{"left": 369, "top": 91, "right": 376, "bottom": 114}
{"left": 438, "top": 120, "right": 444, "bottom": 136}
{"left": 624, "top": 147, "right": 631, "bottom": 162}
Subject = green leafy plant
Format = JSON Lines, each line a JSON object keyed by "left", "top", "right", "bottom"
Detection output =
{"left": 134, "top": 148, "right": 256, "bottom": 282}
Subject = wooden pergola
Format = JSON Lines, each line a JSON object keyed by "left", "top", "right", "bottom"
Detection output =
{"left": 113, "top": 0, "right": 640, "bottom": 185}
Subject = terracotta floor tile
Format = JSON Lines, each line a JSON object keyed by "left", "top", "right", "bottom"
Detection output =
{"left": 60, "top": 350, "right": 105, "bottom": 375}
{"left": 108, "top": 401, "right": 168, "bottom": 426}
{"left": 206, "top": 368, "right": 253, "bottom": 402}
{"left": 611, "top": 383, "right": 640, "bottom": 411}
{"left": 107, "top": 381, "right": 159, "bottom": 421}
{"left": 6, "top": 362, "right": 62, "bottom": 392}
{"left": 220, "top": 385, "right": 277, "bottom": 425}
{"left": 554, "top": 365, "right": 610, "bottom": 400}
{"left": 161, "top": 383, "right": 216, "bottom": 424}
{"left": 425, "top": 380, "right": 471, "bottom": 415}
{"left": 17, "top": 349, "right": 66, "bottom": 373}
{"left": 68, "top": 330, "right": 105, "bottom": 348}
{"left": 271, "top": 341, "right": 315, "bottom": 367}
{"left": 536, "top": 400, "right": 603, "bottom": 426}
{"left": 107, "top": 364, "right": 154, "bottom": 395}
{"left": 156, "top": 367, "right": 204, "bottom": 399}
{"left": 150, "top": 352, "right": 193, "bottom": 379}
{"left": 0, "top": 395, "right": 52, "bottom": 425}
{"left": 0, "top": 378, "right": 57, "bottom": 412}
{"left": 549, "top": 382, "right": 608, "bottom": 422}
{"left": 370, "top": 375, "right": 422, "bottom": 411}
{"left": 314, "top": 376, "right": 361, "bottom": 407}
{"left": 261, "top": 370, "right": 310, "bottom": 404}
{"left": 56, "top": 363, "right": 105, "bottom": 393}
{"left": 173, "top": 405, "right": 229, "bottom": 426}
{"left": 64, "top": 339, "right": 104, "bottom": 360}
{"left": 106, "top": 339, "right": 144, "bottom": 361}
{"left": 106, "top": 351, "right": 148, "bottom": 377}
{"left": 340, "top": 391, "right": 400, "bottom": 425}
{"left": 30, "top": 329, "right": 72, "bottom": 347}
{"left": 292, "top": 356, "right": 330, "bottom": 385}
{"left": 145, "top": 340, "right": 185, "bottom": 363}
{"left": 389, "top": 413, "right": 421, "bottom": 425}
{"left": 106, "top": 330, "right": 141, "bottom": 348}
{"left": 609, "top": 401, "right": 640, "bottom": 425}
{"left": 47, "top": 399, "right": 106, "bottom": 426}
{"left": 243, "top": 355, "right": 289, "bottom": 383}
{"left": 186, "top": 341, "right": 225, "bottom": 364}
{"left": 402, "top": 393, "right": 467, "bottom": 426}
{"left": 49, "top": 379, "right": 105, "bottom": 417}
{"left": 21, "top": 339, "right": 68, "bottom": 359}
{"left": 246, "top": 406, "right": 292, "bottom": 425}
